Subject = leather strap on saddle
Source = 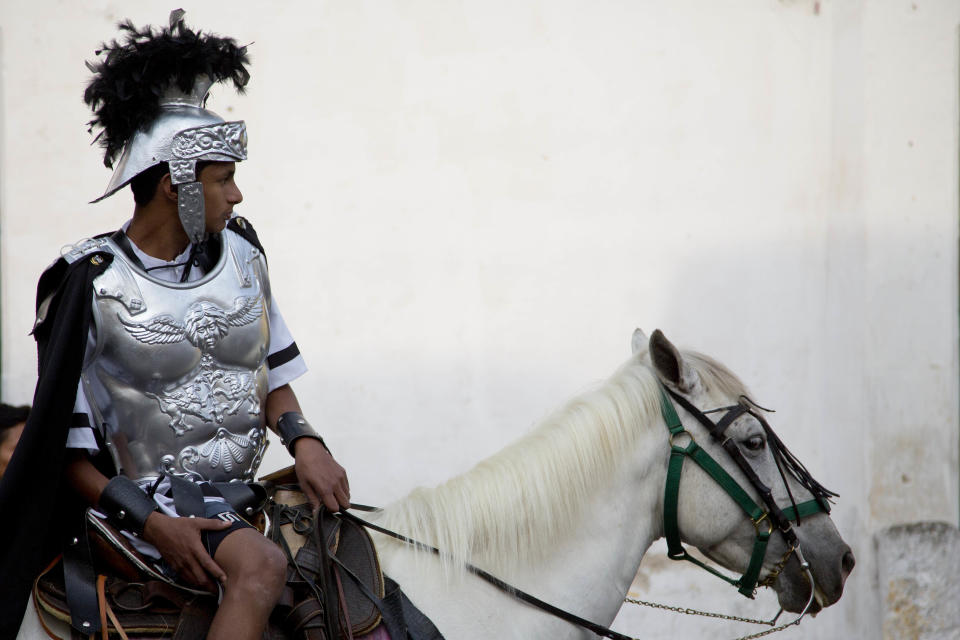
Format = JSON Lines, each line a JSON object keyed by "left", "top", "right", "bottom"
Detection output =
{"left": 62, "top": 516, "right": 100, "bottom": 635}
{"left": 33, "top": 555, "right": 215, "bottom": 639}
{"left": 268, "top": 486, "right": 386, "bottom": 640}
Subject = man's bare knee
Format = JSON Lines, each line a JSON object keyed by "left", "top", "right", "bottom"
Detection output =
{"left": 217, "top": 530, "right": 287, "bottom": 602}
{"left": 245, "top": 540, "right": 287, "bottom": 593}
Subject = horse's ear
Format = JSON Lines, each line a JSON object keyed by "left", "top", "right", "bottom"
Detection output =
{"left": 649, "top": 329, "right": 699, "bottom": 393}
{"left": 631, "top": 328, "right": 648, "bottom": 355}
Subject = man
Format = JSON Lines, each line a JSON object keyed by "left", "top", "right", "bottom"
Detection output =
{"left": 0, "top": 404, "right": 29, "bottom": 479}
{"left": 0, "top": 13, "right": 349, "bottom": 640}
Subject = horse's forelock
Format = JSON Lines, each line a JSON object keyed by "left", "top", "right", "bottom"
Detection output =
{"left": 682, "top": 350, "right": 750, "bottom": 400}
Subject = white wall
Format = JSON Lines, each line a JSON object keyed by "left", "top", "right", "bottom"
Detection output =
{"left": 1, "top": 1, "right": 957, "bottom": 638}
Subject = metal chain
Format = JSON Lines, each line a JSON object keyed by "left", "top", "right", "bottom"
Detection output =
{"left": 732, "top": 618, "right": 803, "bottom": 640}
{"left": 624, "top": 596, "right": 775, "bottom": 625}
{"left": 757, "top": 545, "right": 796, "bottom": 589}
{"left": 623, "top": 597, "right": 802, "bottom": 640}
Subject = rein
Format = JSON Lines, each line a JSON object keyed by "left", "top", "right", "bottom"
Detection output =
{"left": 343, "top": 509, "right": 637, "bottom": 640}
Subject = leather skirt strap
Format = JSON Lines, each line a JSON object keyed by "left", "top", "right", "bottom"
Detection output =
{"left": 168, "top": 476, "right": 205, "bottom": 518}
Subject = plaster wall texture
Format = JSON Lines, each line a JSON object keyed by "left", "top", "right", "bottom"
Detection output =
{"left": 0, "top": 1, "right": 957, "bottom": 638}
{"left": 875, "top": 522, "right": 960, "bottom": 640}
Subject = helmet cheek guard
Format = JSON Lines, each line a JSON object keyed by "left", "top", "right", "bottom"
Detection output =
{"left": 168, "top": 120, "right": 248, "bottom": 244}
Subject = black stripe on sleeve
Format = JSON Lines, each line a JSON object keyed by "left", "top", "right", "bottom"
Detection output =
{"left": 71, "top": 412, "right": 92, "bottom": 428}
{"left": 267, "top": 342, "right": 301, "bottom": 370}
{"left": 92, "top": 425, "right": 108, "bottom": 453}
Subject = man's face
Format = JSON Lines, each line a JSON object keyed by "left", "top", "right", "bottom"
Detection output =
{"left": 0, "top": 422, "right": 25, "bottom": 479}
{"left": 199, "top": 161, "right": 243, "bottom": 234}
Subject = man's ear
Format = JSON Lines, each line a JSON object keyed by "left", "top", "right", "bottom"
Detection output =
{"left": 649, "top": 329, "right": 699, "bottom": 393}
{"left": 159, "top": 173, "right": 177, "bottom": 203}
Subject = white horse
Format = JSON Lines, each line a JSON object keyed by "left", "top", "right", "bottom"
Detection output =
{"left": 19, "top": 329, "right": 853, "bottom": 639}
{"left": 369, "top": 329, "right": 853, "bottom": 638}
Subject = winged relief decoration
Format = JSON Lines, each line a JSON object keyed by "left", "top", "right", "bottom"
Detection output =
{"left": 119, "top": 296, "right": 263, "bottom": 351}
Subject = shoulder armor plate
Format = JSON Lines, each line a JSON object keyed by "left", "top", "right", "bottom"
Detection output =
{"left": 61, "top": 237, "right": 111, "bottom": 265}
{"left": 91, "top": 255, "right": 146, "bottom": 316}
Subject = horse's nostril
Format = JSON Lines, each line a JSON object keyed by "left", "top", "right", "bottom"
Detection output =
{"left": 841, "top": 550, "right": 855, "bottom": 577}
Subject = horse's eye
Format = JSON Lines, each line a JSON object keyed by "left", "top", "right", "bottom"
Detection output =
{"left": 744, "top": 435, "right": 765, "bottom": 451}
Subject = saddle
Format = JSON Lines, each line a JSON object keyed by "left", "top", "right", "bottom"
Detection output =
{"left": 267, "top": 487, "right": 385, "bottom": 639}
{"left": 32, "top": 510, "right": 222, "bottom": 639}
{"left": 32, "top": 474, "right": 386, "bottom": 640}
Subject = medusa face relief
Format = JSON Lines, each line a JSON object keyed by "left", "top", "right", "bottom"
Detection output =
{"left": 184, "top": 301, "right": 230, "bottom": 350}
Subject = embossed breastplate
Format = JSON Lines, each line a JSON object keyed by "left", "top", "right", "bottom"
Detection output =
{"left": 81, "top": 230, "right": 271, "bottom": 482}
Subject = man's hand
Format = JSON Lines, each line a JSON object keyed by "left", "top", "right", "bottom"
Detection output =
{"left": 265, "top": 385, "right": 348, "bottom": 511}
{"left": 142, "top": 511, "right": 231, "bottom": 591}
{"left": 293, "top": 437, "right": 350, "bottom": 513}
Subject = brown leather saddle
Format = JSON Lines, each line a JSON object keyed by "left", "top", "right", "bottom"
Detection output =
{"left": 32, "top": 510, "right": 222, "bottom": 639}
{"left": 32, "top": 474, "right": 385, "bottom": 640}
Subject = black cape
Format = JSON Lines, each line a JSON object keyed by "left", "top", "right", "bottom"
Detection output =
{"left": 0, "top": 249, "right": 113, "bottom": 639}
{"left": 0, "top": 220, "right": 265, "bottom": 639}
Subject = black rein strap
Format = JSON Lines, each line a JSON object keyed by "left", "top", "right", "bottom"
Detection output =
{"left": 340, "top": 510, "right": 635, "bottom": 640}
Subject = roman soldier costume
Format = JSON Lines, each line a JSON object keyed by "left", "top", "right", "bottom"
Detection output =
{"left": 0, "top": 13, "right": 319, "bottom": 636}
{"left": 0, "top": 12, "right": 442, "bottom": 640}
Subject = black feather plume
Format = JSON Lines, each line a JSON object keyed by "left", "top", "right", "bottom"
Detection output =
{"left": 84, "top": 13, "right": 250, "bottom": 168}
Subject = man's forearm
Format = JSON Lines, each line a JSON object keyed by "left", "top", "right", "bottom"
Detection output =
{"left": 266, "top": 384, "right": 329, "bottom": 456}
{"left": 264, "top": 383, "right": 302, "bottom": 429}
{"left": 63, "top": 450, "right": 109, "bottom": 506}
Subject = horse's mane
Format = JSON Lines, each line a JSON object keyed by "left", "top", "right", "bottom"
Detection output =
{"left": 376, "top": 347, "right": 748, "bottom": 576}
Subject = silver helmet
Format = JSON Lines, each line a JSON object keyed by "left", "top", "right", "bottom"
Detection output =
{"left": 85, "top": 11, "right": 250, "bottom": 243}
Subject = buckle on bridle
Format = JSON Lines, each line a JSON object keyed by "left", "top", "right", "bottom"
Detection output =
{"left": 669, "top": 430, "right": 696, "bottom": 449}
{"left": 752, "top": 512, "right": 773, "bottom": 536}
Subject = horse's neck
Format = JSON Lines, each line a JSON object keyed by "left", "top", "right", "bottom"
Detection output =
{"left": 514, "top": 432, "right": 667, "bottom": 627}
{"left": 376, "top": 421, "right": 668, "bottom": 639}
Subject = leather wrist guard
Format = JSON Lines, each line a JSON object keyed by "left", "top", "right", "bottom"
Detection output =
{"left": 277, "top": 412, "right": 328, "bottom": 456}
{"left": 98, "top": 475, "right": 158, "bottom": 536}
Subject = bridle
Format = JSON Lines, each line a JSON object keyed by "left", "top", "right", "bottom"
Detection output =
{"left": 658, "top": 384, "right": 837, "bottom": 598}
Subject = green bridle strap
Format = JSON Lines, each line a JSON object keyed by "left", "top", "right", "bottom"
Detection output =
{"left": 658, "top": 386, "right": 829, "bottom": 598}
{"left": 740, "top": 526, "right": 773, "bottom": 596}
{"left": 659, "top": 386, "right": 770, "bottom": 597}
{"left": 687, "top": 444, "right": 768, "bottom": 523}
{"left": 781, "top": 500, "right": 825, "bottom": 523}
